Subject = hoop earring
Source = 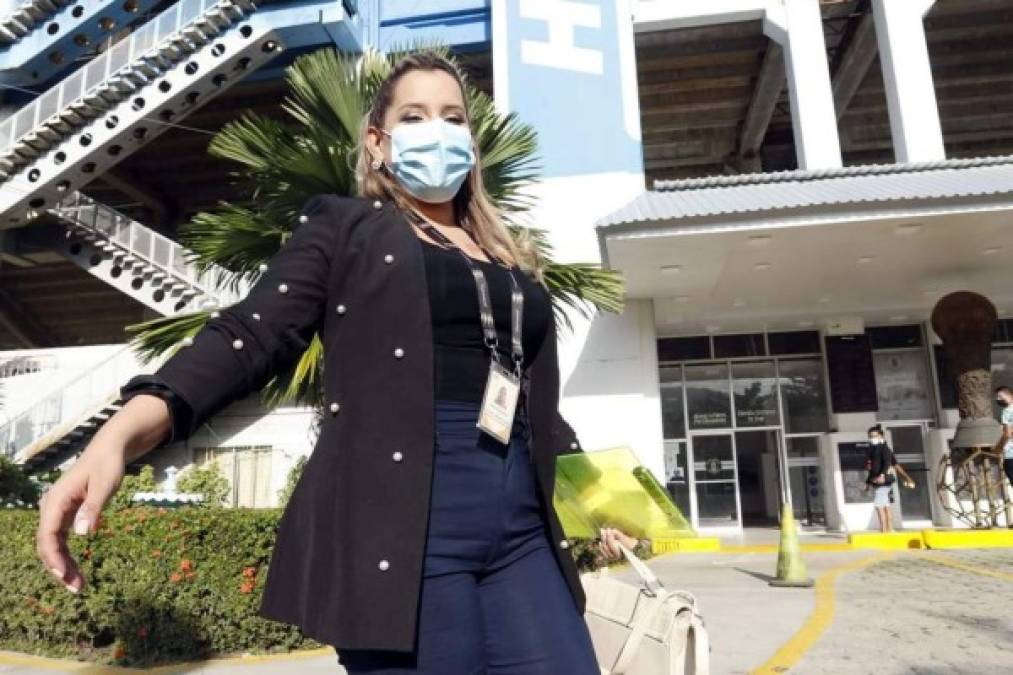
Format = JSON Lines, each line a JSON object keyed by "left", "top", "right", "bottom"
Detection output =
{"left": 371, "top": 157, "right": 384, "bottom": 171}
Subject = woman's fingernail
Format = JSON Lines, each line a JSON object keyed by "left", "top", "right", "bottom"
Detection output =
{"left": 73, "top": 517, "right": 91, "bottom": 535}
{"left": 65, "top": 584, "right": 78, "bottom": 594}
{"left": 50, "top": 566, "right": 63, "bottom": 579}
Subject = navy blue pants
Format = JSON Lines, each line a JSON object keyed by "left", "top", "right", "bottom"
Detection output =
{"left": 337, "top": 399, "right": 599, "bottom": 674}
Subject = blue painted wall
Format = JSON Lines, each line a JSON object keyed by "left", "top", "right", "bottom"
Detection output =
{"left": 494, "top": 0, "right": 642, "bottom": 179}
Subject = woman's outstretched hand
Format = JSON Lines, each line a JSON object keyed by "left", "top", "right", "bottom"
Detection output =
{"left": 35, "top": 393, "right": 171, "bottom": 594}
{"left": 36, "top": 443, "right": 125, "bottom": 593}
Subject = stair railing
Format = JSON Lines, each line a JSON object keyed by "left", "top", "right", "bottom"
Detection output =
{"left": 0, "top": 344, "right": 157, "bottom": 460}
{"left": 0, "top": 0, "right": 236, "bottom": 154}
{"left": 53, "top": 191, "right": 247, "bottom": 307}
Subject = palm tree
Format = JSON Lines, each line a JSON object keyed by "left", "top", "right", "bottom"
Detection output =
{"left": 128, "top": 47, "right": 624, "bottom": 408}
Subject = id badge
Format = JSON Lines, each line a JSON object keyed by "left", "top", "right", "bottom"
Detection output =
{"left": 477, "top": 360, "right": 521, "bottom": 444}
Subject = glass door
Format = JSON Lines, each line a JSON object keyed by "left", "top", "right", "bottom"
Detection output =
{"left": 690, "top": 432, "right": 741, "bottom": 528}
{"left": 885, "top": 423, "right": 934, "bottom": 523}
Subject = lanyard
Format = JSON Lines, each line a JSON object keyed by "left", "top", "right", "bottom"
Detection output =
{"left": 406, "top": 212, "right": 525, "bottom": 375}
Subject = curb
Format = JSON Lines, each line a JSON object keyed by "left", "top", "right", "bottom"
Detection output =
{"left": 0, "top": 646, "right": 335, "bottom": 673}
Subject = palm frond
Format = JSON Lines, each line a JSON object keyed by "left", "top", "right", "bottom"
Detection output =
{"left": 261, "top": 334, "right": 325, "bottom": 408}
{"left": 126, "top": 312, "right": 210, "bottom": 364}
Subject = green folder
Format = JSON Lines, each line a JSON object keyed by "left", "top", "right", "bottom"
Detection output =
{"left": 554, "top": 447, "right": 694, "bottom": 540}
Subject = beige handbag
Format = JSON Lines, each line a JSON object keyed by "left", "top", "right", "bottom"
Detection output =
{"left": 582, "top": 544, "right": 709, "bottom": 675}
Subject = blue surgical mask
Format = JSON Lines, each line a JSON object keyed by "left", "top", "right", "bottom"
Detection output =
{"left": 870, "top": 437, "right": 884, "bottom": 445}
{"left": 385, "top": 118, "right": 475, "bottom": 204}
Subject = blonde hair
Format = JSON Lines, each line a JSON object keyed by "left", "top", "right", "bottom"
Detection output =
{"left": 355, "top": 52, "right": 540, "bottom": 275}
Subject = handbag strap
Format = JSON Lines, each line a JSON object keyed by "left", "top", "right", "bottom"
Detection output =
{"left": 617, "top": 541, "right": 665, "bottom": 596}
{"left": 609, "top": 587, "right": 672, "bottom": 674}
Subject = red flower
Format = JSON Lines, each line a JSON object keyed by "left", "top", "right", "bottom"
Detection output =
{"left": 169, "top": 572, "right": 183, "bottom": 583}
{"left": 239, "top": 581, "right": 254, "bottom": 594}
{"left": 179, "top": 558, "right": 193, "bottom": 572}
{"left": 242, "top": 566, "right": 257, "bottom": 579}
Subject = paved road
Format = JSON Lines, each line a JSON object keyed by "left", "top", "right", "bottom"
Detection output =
{"left": 2, "top": 548, "right": 1011, "bottom": 674}
{"left": 795, "top": 549, "right": 1013, "bottom": 675}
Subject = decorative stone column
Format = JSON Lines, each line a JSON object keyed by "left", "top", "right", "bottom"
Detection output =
{"left": 931, "top": 292, "right": 1009, "bottom": 527}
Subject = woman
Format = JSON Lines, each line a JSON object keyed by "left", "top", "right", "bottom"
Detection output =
{"left": 864, "top": 424, "right": 915, "bottom": 533}
{"left": 35, "top": 53, "right": 639, "bottom": 673}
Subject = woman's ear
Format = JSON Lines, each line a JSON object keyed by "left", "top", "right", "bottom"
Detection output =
{"left": 365, "top": 125, "right": 386, "bottom": 165}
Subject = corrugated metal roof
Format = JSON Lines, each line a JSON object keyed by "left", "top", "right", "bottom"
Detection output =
{"left": 598, "top": 155, "right": 1013, "bottom": 229}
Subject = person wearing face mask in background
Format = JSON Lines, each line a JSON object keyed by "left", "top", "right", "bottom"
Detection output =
{"left": 33, "top": 52, "right": 634, "bottom": 674}
{"left": 994, "top": 386, "right": 1013, "bottom": 500}
{"left": 864, "top": 425, "right": 916, "bottom": 533}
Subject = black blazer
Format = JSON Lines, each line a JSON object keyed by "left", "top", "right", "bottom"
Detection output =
{"left": 141, "top": 195, "right": 585, "bottom": 652}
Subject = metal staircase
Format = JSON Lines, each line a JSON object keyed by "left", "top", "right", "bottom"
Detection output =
{"left": 44, "top": 191, "right": 246, "bottom": 314}
{"left": 0, "top": 0, "right": 284, "bottom": 226}
{"left": 0, "top": 0, "right": 358, "bottom": 469}
{"left": 0, "top": 0, "right": 165, "bottom": 88}
{"left": 0, "top": 0, "right": 72, "bottom": 44}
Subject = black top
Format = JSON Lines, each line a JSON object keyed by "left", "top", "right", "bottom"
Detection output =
{"left": 865, "top": 443, "right": 897, "bottom": 486}
{"left": 421, "top": 238, "right": 550, "bottom": 402}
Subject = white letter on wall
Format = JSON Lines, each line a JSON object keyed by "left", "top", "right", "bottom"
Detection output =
{"left": 519, "top": 0, "right": 604, "bottom": 74}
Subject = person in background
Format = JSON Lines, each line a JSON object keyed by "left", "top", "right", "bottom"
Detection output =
{"left": 865, "top": 424, "right": 915, "bottom": 533}
{"left": 995, "top": 386, "right": 1013, "bottom": 500}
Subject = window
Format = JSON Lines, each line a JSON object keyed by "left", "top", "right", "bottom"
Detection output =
{"left": 778, "top": 359, "right": 829, "bottom": 433}
{"left": 663, "top": 440, "right": 691, "bottom": 518}
{"left": 713, "top": 333, "right": 765, "bottom": 359}
{"left": 768, "top": 331, "right": 821, "bottom": 356}
{"left": 994, "top": 346, "right": 1013, "bottom": 389}
{"left": 993, "top": 346, "right": 1013, "bottom": 418}
{"left": 934, "top": 345, "right": 958, "bottom": 410}
{"left": 732, "top": 361, "right": 779, "bottom": 427}
{"left": 868, "top": 325, "right": 923, "bottom": 349}
{"left": 837, "top": 441, "right": 874, "bottom": 504}
{"left": 657, "top": 336, "right": 711, "bottom": 362}
{"left": 993, "top": 318, "right": 1013, "bottom": 344}
{"left": 685, "top": 363, "right": 731, "bottom": 430}
{"left": 873, "top": 350, "right": 934, "bottom": 421}
{"left": 195, "top": 446, "right": 273, "bottom": 508}
{"left": 659, "top": 366, "right": 686, "bottom": 439}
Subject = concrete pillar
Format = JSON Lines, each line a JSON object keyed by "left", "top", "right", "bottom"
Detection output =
{"left": 764, "top": 0, "right": 843, "bottom": 170}
{"left": 871, "top": 0, "right": 945, "bottom": 163}
{"left": 557, "top": 300, "right": 666, "bottom": 482}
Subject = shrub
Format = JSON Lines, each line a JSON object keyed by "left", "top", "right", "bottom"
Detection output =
{"left": 176, "top": 464, "right": 230, "bottom": 508}
{"left": 0, "top": 456, "right": 41, "bottom": 508}
{"left": 0, "top": 505, "right": 645, "bottom": 666}
{"left": 0, "top": 507, "right": 319, "bottom": 666}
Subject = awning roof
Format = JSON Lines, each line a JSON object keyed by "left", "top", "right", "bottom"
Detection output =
{"left": 597, "top": 155, "right": 1013, "bottom": 230}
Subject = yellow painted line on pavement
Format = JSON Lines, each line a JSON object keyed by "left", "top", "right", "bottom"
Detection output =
{"left": 0, "top": 646, "right": 335, "bottom": 673}
{"left": 722, "top": 543, "right": 854, "bottom": 554}
{"left": 920, "top": 553, "right": 1013, "bottom": 582}
{"left": 751, "top": 553, "right": 891, "bottom": 675}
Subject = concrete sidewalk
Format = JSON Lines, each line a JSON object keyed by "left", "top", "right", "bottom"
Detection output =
{"left": 2, "top": 548, "right": 1011, "bottom": 674}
